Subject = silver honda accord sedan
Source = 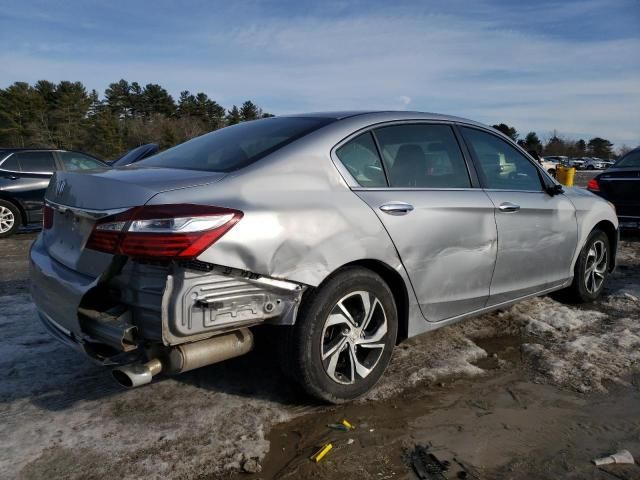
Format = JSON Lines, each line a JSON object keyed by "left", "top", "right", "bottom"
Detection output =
{"left": 30, "top": 111, "right": 618, "bottom": 403}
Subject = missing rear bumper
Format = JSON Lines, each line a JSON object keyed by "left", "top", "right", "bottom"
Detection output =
{"left": 161, "top": 262, "right": 306, "bottom": 345}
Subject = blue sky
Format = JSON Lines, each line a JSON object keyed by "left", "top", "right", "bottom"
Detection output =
{"left": 1, "top": 0, "right": 638, "bottom": 147}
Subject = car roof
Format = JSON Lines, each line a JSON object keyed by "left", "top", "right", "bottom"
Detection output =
{"left": 281, "top": 110, "right": 482, "bottom": 125}
{"left": 0, "top": 147, "right": 102, "bottom": 159}
{"left": 0, "top": 147, "right": 96, "bottom": 155}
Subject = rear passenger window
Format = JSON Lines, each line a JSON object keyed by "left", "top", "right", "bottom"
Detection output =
{"left": 0, "top": 156, "right": 20, "bottom": 171}
{"left": 336, "top": 132, "right": 387, "bottom": 188}
{"left": 461, "top": 127, "right": 542, "bottom": 191}
{"left": 373, "top": 124, "right": 470, "bottom": 188}
{"left": 13, "top": 151, "right": 56, "bottom": 173}
{"left": 59, "top": 151, "right": 104, "bottom": 170}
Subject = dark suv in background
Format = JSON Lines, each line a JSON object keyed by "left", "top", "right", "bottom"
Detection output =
{"left": 0, "top": 149, "right": 108, "bottom": 237}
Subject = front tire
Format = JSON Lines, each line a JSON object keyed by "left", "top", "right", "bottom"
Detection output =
{"left": 562, "top": 229, "right": 610, "bottom": 303}
{"left": 283, "top": 267, "right": 398, "bottom": 403}
{"left": 0, "top": 200, "right": 21, "bottom": 238}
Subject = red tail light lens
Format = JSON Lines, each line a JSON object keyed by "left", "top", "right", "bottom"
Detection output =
{"left": 86, "top": 204, "right": 242, "bottom": 259}
{"left": 587, "top": 178, "right": 600, "bottom": 191}
{"left": 43, "top": 205, "right": 53, "bottom": 230}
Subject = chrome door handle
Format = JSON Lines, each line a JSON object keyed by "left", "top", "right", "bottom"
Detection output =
{"left": 499, "top": 202, "right": 520, "bottom": 212}
{"left": 380, "top": 202, "right": 414, "bottom": 215}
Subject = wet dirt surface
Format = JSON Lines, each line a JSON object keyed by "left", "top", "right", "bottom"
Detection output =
{"left": 1, "top": 228, "right": 639, "bottom": 479}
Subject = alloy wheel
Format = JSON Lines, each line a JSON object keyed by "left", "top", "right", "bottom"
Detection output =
{"left": 320, "top": 291, "right": 388, "bottom": 385}
{"left": 0, "top": 205, "right": 14, "bottom": 234}
{"left": 584, "top": 239, "right": 607, "bottom": 293}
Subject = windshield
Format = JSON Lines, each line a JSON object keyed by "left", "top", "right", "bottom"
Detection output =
{"left": 138, "top": 117, "right": 335, "bottom": 172}
{"left": 614, "top": 150, "right": 640, "bottom": 168}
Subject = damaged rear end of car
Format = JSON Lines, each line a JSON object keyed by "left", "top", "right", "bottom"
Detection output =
{"left": 31, "top": 170, "right": 308, "bottom": 387}
{"left": 29, "top": 116, "right": 343, "bottom": 388}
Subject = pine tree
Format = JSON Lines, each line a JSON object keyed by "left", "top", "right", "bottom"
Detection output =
{"left": 226, "top": 105, "right": 241, "bottom": 125}
{"left": 240, "top": 100, "right": 260, "bottom": 121}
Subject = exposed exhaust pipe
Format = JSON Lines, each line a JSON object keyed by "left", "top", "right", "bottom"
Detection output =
{"left": 111, "top": 328, "right": 253, "bottom": 388}
{"left": 112, "top": 358, "right": 163, "bottom": 388}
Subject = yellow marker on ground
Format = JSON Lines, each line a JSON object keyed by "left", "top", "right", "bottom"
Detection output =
{"left": 341, "top": 419, "right": 353, "bottom": 429}
{"left": 311, "top": 443, "right": 333, "bottom": 462}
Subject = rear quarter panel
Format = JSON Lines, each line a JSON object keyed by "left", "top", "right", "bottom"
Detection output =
{"left": 147, "top": 135, "right": 406, "bottom": 288}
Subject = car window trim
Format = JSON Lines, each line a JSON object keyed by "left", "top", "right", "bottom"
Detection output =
{"left": 330, "top": 119, "right": 479, "bottom": 190}
{"left": 0, "top": 153, "right": 21, "bottom": 173}
{"left": 456, "top": 123, "right": 554, "bottom": 192}
{"left": 11, "top": 151, "right": 56, "bottom": 175}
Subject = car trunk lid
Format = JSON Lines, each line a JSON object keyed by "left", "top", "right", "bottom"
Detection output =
{"left": 598, "top": 168, "right": 640, "bottom": 203}
{"left": 43, "top": 166, "right": 227, "bottom": 274}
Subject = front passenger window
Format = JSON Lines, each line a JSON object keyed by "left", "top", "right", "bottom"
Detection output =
{"left": 461, "top": 127, "right": 542, "bottom": 191}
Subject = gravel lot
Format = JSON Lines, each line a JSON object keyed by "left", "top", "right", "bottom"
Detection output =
{"left": 1, "top": 212, "right": 638, "bottom": 479}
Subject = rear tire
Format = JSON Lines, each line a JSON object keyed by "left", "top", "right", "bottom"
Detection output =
{"left": 558, "top": 229, "right": 610, "bottom": 303}
{"left": 0, "top": 200, "right": 21, "bottom": 238}
{"left": 280, "top": 267, "right": 398, "bottom": 403}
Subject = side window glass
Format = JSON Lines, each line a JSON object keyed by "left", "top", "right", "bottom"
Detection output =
{"left": 59, "top": 151, "right": 104, "bottom": 170}
{"left": 373, "top": 124, "right": 470, "bottom": 188}
{"left": 335, "top": 132, "right": 386, "bottom": 188}
{"left": 461, "top": 127, "right": 542, "bottom": 191}
{"left": 14, "top": 151, "right": 56, "bottom": 173}
{"left": 0, "top": 156, "right": 20, "bottom": 171}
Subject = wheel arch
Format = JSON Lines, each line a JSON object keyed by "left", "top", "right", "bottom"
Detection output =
{"left": 593, "top": 219, "right": 618, "bottom": 272}
{"left": 0, "top": 194, "right": 27, "bottom": 226}
{"left": 319, "top": 259, "right": 411, "bottom": 344}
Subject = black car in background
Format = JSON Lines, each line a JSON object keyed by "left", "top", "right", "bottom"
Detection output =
{"left": 0, "top": 149, "right": 108, "bottom": 237}
{"left": 588, "top": 147, "right": 640, "bottom": 228}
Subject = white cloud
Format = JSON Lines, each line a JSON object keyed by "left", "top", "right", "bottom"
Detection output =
{"left": 1, "top": 9, "right": 638, "bottom": 145}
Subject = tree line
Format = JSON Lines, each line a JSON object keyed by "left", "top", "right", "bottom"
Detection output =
{"left": 0, "top": 79, "right": 632, "bottom": 161}
{"left": 491, "top": 123, "right": 630, "bottom": 160}
{"left": 0, "top": 79, "right": 272, "bottom": 159}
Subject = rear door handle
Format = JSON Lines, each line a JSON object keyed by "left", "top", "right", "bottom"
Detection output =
{"left": 380, "top": 202, "right": 414, "bottom": 216}
{"left": 498, "top": 202, "right": 520, "bottom": 213}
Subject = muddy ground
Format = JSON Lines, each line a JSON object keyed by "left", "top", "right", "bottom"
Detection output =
{"left": 1, "top": 216, "right": 638, "bottom": 479}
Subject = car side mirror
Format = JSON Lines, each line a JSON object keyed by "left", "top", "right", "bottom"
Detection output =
{"left": 546, "top": 183, "right": 564, "bottom": 196}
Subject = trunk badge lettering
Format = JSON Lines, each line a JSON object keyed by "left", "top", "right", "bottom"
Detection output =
{"left": 56, "top": 180, "right": 67, "bottom": 197}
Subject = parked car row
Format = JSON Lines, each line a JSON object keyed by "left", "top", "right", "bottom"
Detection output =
{"left": 538, "top": 155, "right": 615, "bottom": 176}
{"left": 0, "top": 144, "right": 158, "bottom": 237}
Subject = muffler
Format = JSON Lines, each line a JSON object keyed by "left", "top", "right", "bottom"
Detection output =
{"left": 111, "top": 328, "right": 253, "bottom": 388}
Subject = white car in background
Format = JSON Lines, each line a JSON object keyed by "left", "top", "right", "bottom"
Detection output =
{"left": 541, "top": 156, "right": 562, "bottom": 176}
{"left": 583, "top": 158, "right": 610, "bottom": 170}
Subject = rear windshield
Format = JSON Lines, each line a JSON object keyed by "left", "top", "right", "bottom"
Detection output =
{"left": 138, "top": 117, "right": 335, "bottom": 172}
{"left": 615, "top": 150, "right": 640, "bottom": 168}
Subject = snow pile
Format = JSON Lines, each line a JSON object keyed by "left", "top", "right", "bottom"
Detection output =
{"left": 368, "top": 292, "right": 640, "bottom": 400}
{"left": 366, "top": 326, "right": 487, "bottom": 400}
{"left": 523, "top": 315, "right": 640, "bottom": 392}
{"left": 467, "top": 296, "right": 640, "bottom": 393}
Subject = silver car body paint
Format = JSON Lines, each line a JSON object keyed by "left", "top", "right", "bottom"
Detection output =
{"left": 30, "top": 111, "right": 618, "bottom": 358}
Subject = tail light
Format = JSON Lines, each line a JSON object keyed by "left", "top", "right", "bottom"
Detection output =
{"left": 43, "top": 204, "right": 53, "bottom": 230}
{"left": 86, "top": 204, "right": 242, "bottom": 259}
{"left": 587, "top": 178, "right": 600, "bottom": 192}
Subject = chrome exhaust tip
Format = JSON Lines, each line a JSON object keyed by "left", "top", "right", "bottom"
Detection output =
{"left": 111, "top": 358, "right": 163, "bottom": 388}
